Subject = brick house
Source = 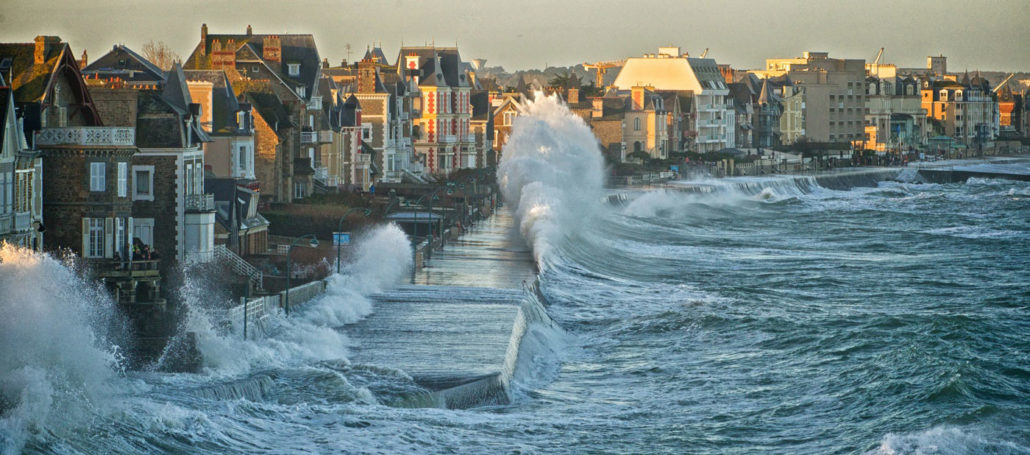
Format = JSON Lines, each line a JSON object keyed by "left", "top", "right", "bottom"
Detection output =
{"left": 184, "top": 24, "right": 331, "bottom": 203}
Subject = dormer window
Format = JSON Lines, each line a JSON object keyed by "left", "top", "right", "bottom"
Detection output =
{"left": 288, "top": 63, "right": 300, "bottom": 77}
{"left": 297, "top": 86, "right": 306, "bottom": 97}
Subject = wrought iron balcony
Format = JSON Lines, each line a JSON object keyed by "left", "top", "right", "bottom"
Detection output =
{"left": 34, "top": 127, "right": 135, "bottom": 147}
{"left": 185, "top": 193, "right": 215, "bottom": 212}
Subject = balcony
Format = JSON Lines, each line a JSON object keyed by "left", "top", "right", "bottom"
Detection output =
{"left": 185, "top": 193, "right": 215, "bottom": 212}
{"left": 35, "top": 127, "right": 135, "bottom": 147}
{"left": 307, "top": 96, "right": 323, "bottom": 110}
{"left": 300, "top": 132, "right": 318, "bottom": 144}
{"left": 0, "top": 214, "right": 10, "bottom": 234}
{"left": 440, "top": 135, "right": 457, "bottom": 144}
{"left": 318, "top": 130, "right": 333, "bottom": 143}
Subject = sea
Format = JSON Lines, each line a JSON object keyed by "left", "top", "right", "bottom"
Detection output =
{"left": 1, "top": 95, "right": 1028, "bottom": 454}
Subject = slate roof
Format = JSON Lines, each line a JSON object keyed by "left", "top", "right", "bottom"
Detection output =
{"left": 396, "top": 46, "right": 471, "bottom": 88}
{"left": 0, "top": 40, "right": 64, "bottom": 103}
{"left": 184, "top": 31, "right": 321, "bottom": 102}
{"left": 247, "top": 91, "right": 293, "bottom": 133}
{"left": 364, "top": 46, "right": 390, "bottom": 65}
{"left": 0, "top": 87, "right": 11, "bottom": 147}
{"left": 185, "top": 69, "right": 247, "bottom": 135}
{"left": 470, "top": 91, "right": 491, "bottom": 120}
{"left": 83, "top": 45, "right": 166, "bottom": 86}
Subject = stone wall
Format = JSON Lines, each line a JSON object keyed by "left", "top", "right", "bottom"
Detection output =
{"left": 252, "top": 110, "right": 280, "bottom": 202}
{"left": 132, "top": 154, "right": 178, "bottom": 273}
{"left": 91, "top": 89, "right": 139, "bottom": 127}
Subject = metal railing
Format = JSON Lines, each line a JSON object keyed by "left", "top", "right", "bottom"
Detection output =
{"left": 14, "top": 212, "right": 30, "bottom": 231}
{"left": 185, "top": 193, "right": 215, "bottom": 212}
{"left": 300, "top": 132, "right": 318, "bottom": 144}
{"left": 213, "top": 244, "right": 263, "bottom": 291}
{"left": 34, "top": 127, "right": 135, "bottom": 147}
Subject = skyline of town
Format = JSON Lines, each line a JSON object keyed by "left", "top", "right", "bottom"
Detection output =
{"left": 2, "top": 0, "right": 1029, "bottom": 72}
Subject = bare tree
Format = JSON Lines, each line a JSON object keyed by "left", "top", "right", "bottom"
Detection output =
{"left": 141, "top": 40, "right": 180, "bottom": 71}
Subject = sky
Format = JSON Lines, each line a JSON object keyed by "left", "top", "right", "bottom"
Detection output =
{"left": 2, "top": 0, "right": 1028, "bottom": 72}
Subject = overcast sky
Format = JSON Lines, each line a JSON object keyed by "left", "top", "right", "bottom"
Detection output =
{"left": 2, "top": 0, "right": 1027, "bottom": 72}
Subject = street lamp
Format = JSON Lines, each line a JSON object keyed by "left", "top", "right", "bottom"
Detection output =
{"left": 337, "top": 208, "right": 371, "bottom": 274}
{"left": 285, "top": 233, "right": 319, "bottom": 316}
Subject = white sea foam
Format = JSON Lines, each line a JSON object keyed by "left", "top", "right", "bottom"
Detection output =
{"left": 0, "top": 244, "right": 128, "bottom": 454}
{"left": 186, "top": 223, "right": 413, "bottom": 376}
{"left": 497, "top": 92, "right": 606, "bottom": 266}
{"left": 869, "top": 426, "right": 1026, "bottom": 455}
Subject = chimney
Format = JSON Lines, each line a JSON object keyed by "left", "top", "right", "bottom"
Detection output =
{"left": 262, "top": 35, "right": 281, "bottom": 62}
{"left": 322, "top": 58, "right": 329, "bottom": 70}
{"left": 79, "top": 49, "right": 88, "bottom": 70}
{"left": 357, "top": 58, "right": 377, "bottom": 94}
{"left": 631, "top": 86, "right": 644, "bottom": 110}
{"left": 200, "top": 24, "right": 208, "bottom": 56}
{"left": 567, "top": 87, "right": 579, "bottom": 104}
{"left": 34, "top": 36, "right": 60, "bottom": 65}
{"left": 246, "top": 24, "right": 253, "bottom": 36}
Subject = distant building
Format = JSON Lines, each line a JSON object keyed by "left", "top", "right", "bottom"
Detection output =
{"left": 397, "top": 46, "right": 478, "bottom": 175}
{"left": 921, "top": 72, "right": 999, "bottom": 147}
{"left": 758, "top": 51, "right": 866, "bottom": 145}
{"left": 82, "top": 45, "right": 166, "bottom": 90}
{"left": 613, "top": 47, "right": 735, "bottom": 152}
{"left": 860, "top": 63, "right": 927, "bottom": 151}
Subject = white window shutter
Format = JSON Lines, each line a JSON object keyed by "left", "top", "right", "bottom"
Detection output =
{"left": 127, "top": 217, "right": 134, "bottom": 247}
{"left": 81, "top": 217, "right": 90, "bottom": 257}
{"left": 104, "top": 217, "right": 114, "bottom": 258}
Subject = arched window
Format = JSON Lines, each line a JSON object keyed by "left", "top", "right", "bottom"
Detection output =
{"left": 634, "top": 141, "right": 642, "bottom": 153}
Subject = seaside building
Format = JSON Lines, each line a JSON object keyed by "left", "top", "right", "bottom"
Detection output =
{"left": 184, "top": 24, "right": 331, "bottom": 202}
{"left": 756, "top": 51, "right": 866, "bottom": 145}
{"left": 397, "top": 46, "right": 477, "bottom": 175}
{"left": 613, "top": 46, "right": 735, "bottom": 152}
{"left": 920, "top": 72, "right": 999, "bottom": 148}
{"left": 0, "top": 73, "right": 43, "bottom": 250}
{"left": 861, "top": 64, "right": 928, "bottom": 151}
{"left": 185, "top": 69, "right": 256, "bottom": 181}
{"left": 82, "top": 44, "right": 166, "bottom": 90}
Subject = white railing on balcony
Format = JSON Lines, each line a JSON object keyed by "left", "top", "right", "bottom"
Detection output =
{"left": 185, "top": 193, "right": 215, "bottom": 212}
{"left": 34, "top": 127, "right": 135, "bottom": 147}
{"left": 318, "top": 130, "right": 333, "bottom": 143}
{"left": 440, "top": 135, "right": 457, "bottom": 143}
{"left": 300, "top": 132, "right": 317, "bottom": 144}
{"left": 0, "top": 215, "right": 11, "bottom": 234}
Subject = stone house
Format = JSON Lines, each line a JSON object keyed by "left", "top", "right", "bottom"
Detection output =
{"left": 184, "top": 69, "right": 255, "bottom": 181}
{"left": 185, "top": 24, "right": 331, "bottom": 202}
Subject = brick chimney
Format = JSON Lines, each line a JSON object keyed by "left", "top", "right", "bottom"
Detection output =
{"left": 631, "top": 86, "right": 644, "bottom": 111}
{"left": 567, "top": 87, "right": 579, "bottom": 104}
{"left": 79, "top": 49, "right": 88, "bottom": 70}
{"left": 34, "top": 36, "right": 61, "bottom": 65}
{"left": 262, "top": 35, "right": 281, "bottom": 63}
{"left": 200, "top": 24, "right": 208, "bottom": 56}
{"left": 246, "top": 24, "right": 252, "bottom": 36}
{"left": 357, "top": 58, "right": 377, "bottom": 94}
{"left": 592, "top": 98, "right": 604, "bottom": 118}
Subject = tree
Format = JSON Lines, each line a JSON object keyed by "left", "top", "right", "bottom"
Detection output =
{"left": 141, "top": 40, "right": 180, "bottom": 71}
{"left": 548, "top": 72, "right": 571, "bottom": 91}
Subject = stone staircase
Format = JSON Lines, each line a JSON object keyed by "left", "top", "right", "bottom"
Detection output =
{"left": 213, "top": 245, "right": 263, "bottom": 292}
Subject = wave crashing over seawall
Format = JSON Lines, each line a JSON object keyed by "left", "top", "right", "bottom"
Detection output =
{"left": 497, "top": 93, "right": 606, "bottom": 267}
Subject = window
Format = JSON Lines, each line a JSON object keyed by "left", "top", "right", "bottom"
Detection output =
{"left": 117, "top": 162, "right": 128, "bottom": 197}
{"left": 288, "top": 63, "right": 300, "bottom": 77}
{"left": 87, "top": 218, "right": 105, "bottom": 258}
{"left": 308, "top": 114, "right": 314, "bottom": 128}
{"left": 115, "top": 218, "right": 125, "bottom": 259}
{"left": 90, "top": 162, "right": 105, "bottom": 192}
{"left": 133, "top": 218, "right": 154, "bottom": 250}
{"left": 297, "top": 86, "right": 306, "bottom": 97}
{"left": 133, "top": 166, "right": 154, "bottom": 201}
{"left": 0, "top": 171, "right": 10, "bottom": 214}
{"left": 294, "top": 182, "right": 306, "bottom": 199}
{"left": 238, "top": 146, "right": 248, "bottom": 175}
{"left": 185, "top": 163, "right": 194, "bottom": 196}
{"left": 634, "top": 118, "right": 641, "bottom": 131}
{"left": 362, "top": 125, "right": 372, "bottom": 141}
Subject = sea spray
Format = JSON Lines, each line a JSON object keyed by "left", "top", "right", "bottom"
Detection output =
{"left": 0, "top": 244, "right": 128, "bottom": 454}
{"left": 300, "top": 223, "right": 413, "bottom": 327}
{"left": 497, "top": 93, "right": 605, "bottom": 266}
{"left": 180, "top": 223, "right": 412, "bottom": 375}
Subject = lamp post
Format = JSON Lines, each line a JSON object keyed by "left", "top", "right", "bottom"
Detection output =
{"left": 336, "top": 208, "right": 371, "bottom": 274}
{"left": 285, "top": 233, "right": 319, "bottom": 316}
{"left": 244, "top": 267, "right": 262, "bottom": 340}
